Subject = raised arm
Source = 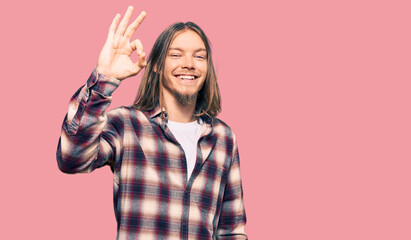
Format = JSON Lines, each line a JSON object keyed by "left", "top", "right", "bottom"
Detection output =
{"left": 57, "top": 6, "right": 146, "bottom": 173}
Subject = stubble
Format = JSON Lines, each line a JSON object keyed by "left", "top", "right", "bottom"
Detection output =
{"left": 174, "top": 91, "right": 198, "bottom": 105}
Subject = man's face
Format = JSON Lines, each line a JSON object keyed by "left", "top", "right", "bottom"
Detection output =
{"left": 162, "top": 30, "right": 208, "bottom": 104}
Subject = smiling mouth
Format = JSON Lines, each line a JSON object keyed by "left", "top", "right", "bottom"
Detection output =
{"left": 174, "top": 75, "right": 198, "bottom": 80}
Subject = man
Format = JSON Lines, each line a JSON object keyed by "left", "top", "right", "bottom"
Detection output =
{"left": 57, "top": 6, "right": 247, "bottom": 239}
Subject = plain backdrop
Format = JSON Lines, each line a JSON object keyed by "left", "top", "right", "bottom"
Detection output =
{"left": 1, "top": 0, "right": 411, "bottom": 239}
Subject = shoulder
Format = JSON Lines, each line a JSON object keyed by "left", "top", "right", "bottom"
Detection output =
{"left": 211, "top": 117, "right": 238, "bottom": 143}
{"left": 211, "top": 117, "right": 241, "bottom": 159}
{"left": 106, "top": 106, "right": 151, "bottom": 125}
{"left": 107, "top": 106, "right": 148, "bottom": 117}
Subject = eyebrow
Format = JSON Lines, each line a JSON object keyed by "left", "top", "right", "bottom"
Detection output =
{"left": 168, "top": 47, "right": 207, "bottom": 53}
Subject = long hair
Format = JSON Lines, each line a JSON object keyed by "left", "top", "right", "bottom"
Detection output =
{"left": 133, "top": 22, "right": 221, "bottom": 118}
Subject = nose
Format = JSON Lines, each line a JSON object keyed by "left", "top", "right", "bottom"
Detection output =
{"left": 181, "top": 55, "right": 194, "bottom": 69}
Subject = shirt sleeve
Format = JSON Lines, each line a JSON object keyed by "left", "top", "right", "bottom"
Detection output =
{"left": 216, "top": 134, "right": 248, "bottom": 239}
{"left": 56, "top": 68, "right": 123, "bottom": 173}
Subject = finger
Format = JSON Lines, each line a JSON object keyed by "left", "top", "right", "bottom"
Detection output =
{"left": 137, "top": 52, "right": 147, "bottom": 68}
{"left": 130, "top": 39, "right": 144, "bottom": 56}
{"left": 131, "top": 52, "right": 146, "bottom": 75}
{"left": 115, "top": 6, "right": 134, "bottom": 39}
{"left": 124, "top": 11, "right": 146, "bottom": 40}
{"left": 107, "top": 13, "right": 121, "bottom": 40}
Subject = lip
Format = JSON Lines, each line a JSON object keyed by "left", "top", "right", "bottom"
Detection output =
{"left": 173, "top": 74, "right": 199, "bottom": 79}
{"left": 173, "top": 75, "right": 198, "bottom": 85}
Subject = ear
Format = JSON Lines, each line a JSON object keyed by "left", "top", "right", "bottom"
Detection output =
{"left": 153, "top": 64, "right": 158, "bottom": 73}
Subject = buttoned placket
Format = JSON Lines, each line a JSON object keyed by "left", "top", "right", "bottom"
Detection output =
{"left": 154, "top": 112, "right": 214, "bottom": 240}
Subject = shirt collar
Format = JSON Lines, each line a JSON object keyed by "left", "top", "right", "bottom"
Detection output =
{"left": 149, "top": 105, "right": 165, "bottom": 119}
{"left": 148, "top": 105, "right": 213, "bottom": 126}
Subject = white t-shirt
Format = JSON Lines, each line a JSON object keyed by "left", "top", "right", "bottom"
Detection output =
{"left": 167, "top": 118, "right": 203, "bottom": 181}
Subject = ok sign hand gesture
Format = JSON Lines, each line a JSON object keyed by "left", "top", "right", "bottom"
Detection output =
{"left": 96, "top": 6, "right": 147, "bottom": 80}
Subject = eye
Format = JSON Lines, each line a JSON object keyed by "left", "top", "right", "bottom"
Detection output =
{"left": 169, "top": 53, "right": 181, "bottom": 57}
{"left": 195, "top": 55, "right": 206, "bottom": 60}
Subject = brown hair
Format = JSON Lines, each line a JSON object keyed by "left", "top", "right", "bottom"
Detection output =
{"left": 133, "top": 22, "right": 221, "bottom": 118}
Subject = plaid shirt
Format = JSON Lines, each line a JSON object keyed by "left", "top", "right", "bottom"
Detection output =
{"left": 57, "top": 69, "right": 247, "bottom": 240}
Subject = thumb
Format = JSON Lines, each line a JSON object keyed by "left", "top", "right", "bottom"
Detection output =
{"left": 136, "top": 51, "right": 147, "bottom": 68}
{"left": 131, "top": 51, "right": 147, "bottom": 75}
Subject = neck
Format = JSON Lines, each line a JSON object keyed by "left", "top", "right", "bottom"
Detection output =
{"left": 163, "top": 90, "right": 197, "bottom": 123}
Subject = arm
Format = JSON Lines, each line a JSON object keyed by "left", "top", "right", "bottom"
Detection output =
{"left": 56, "top": 70, "right": 122, "bottom": 173}
{"left": 56, "top": 6, "right": 147, "bottom": 173}
{"left": 216, "top": 135, "right": 248, "bottom": 239}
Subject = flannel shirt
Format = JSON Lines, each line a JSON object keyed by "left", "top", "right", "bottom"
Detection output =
{"left": 57, "top": 69, "right": 247, "bottom": 239}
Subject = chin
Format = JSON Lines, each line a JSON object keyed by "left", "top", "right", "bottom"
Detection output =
{"left": 174, "top": 90, "right": 198, "bottom": 105}
{"left": 176, "top": 86, "right": 200, "bottom": 96}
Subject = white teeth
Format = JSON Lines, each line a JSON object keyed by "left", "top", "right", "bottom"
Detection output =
{"left": 178, "top": 75, "right": 195, "bottom": 80}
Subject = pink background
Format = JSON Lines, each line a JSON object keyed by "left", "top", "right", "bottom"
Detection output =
{"left": 1, "top": 0, "right": 411, "bottom": 239}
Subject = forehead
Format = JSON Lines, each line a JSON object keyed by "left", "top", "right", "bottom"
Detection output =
{"left": 169, "top": 30, "right": 206, "bottom": 51}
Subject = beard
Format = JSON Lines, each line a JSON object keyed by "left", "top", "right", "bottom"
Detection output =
{"left": 174, "top": 90, "right": 198, "bottom": 105}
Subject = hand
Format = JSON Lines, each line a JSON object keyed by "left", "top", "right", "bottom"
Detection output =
{"left": 96, "top": 6, "right": 147, "bottom": 80}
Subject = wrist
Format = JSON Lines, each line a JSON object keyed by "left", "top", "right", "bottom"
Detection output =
{"left": 87, "top": 68, "right": 121, "bottom": 96}
{"left": 96, "top": 65, "right": 118, "bottom": 79}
